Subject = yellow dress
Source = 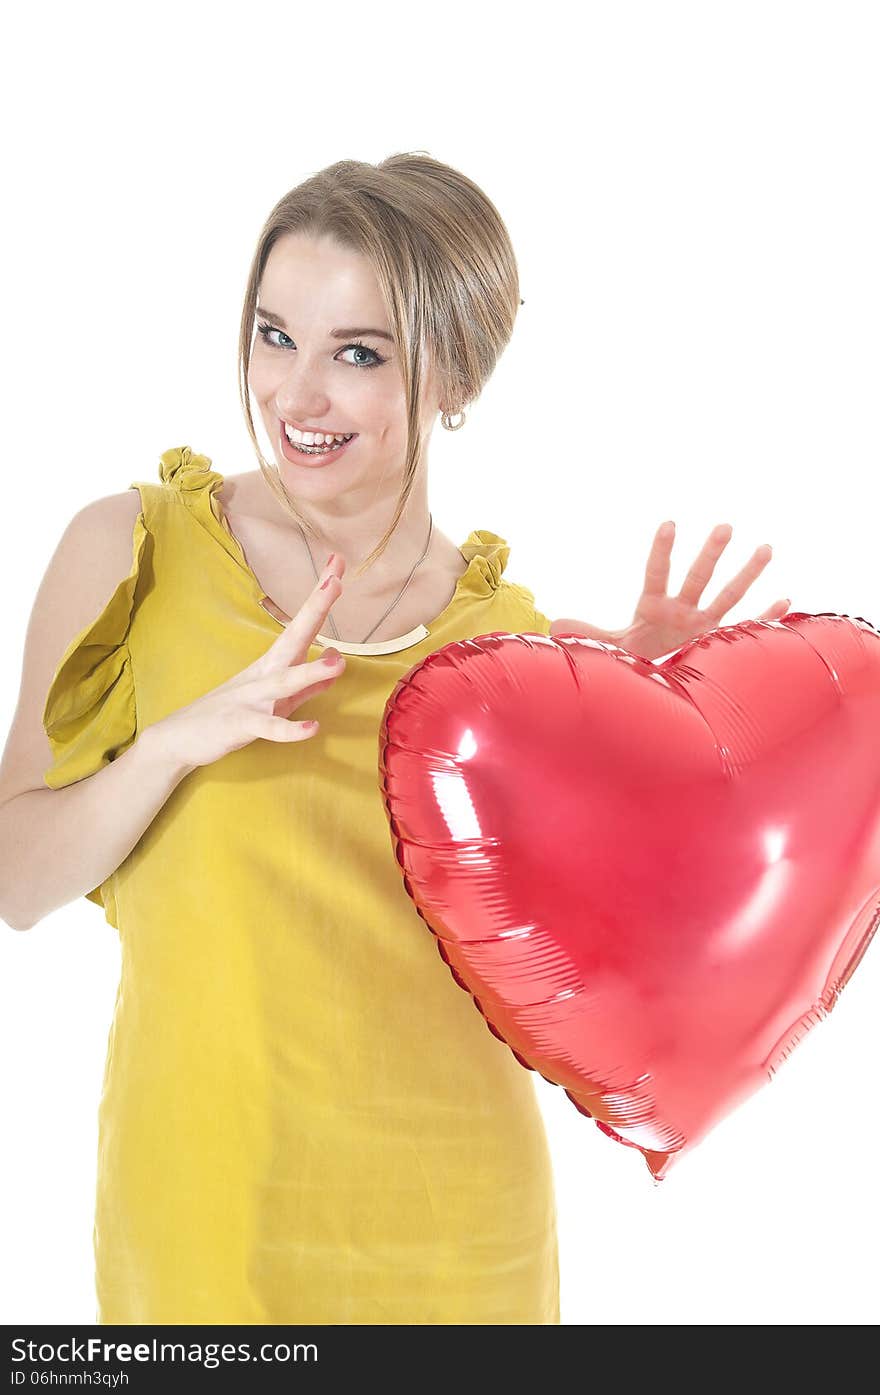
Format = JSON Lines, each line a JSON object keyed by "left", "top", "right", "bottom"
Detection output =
{"left": 41, "top": 444, "right": 559, "bottom": 1325}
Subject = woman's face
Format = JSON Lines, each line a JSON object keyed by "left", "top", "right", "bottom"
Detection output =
{"left": 248, "top": 231, "right": 440, "bottom": 503}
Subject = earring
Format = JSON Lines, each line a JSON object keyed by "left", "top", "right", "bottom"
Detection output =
{"left": 440, "top": 409, "right": 466, "bottom": 431}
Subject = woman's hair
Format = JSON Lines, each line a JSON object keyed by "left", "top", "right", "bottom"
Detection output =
{"left": 237, "top": 151, "right": 522, "bottom": 579}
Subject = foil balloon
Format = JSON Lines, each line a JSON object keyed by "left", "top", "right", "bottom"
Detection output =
{"left": 378, "top": 612, "right": 880, "bottom": 1180}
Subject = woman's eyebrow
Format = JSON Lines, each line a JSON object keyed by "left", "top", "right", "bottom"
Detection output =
{"left": 255, "top": 306, "right": 394, "bottom": 342}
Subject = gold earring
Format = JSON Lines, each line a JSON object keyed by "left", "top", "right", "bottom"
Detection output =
{"left": 441, "top": 409, "right": 466, "bottom": 431}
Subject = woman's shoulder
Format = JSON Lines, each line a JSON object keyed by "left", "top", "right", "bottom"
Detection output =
{"left": 68, "top": 487, "right": 145, "bottom": 581}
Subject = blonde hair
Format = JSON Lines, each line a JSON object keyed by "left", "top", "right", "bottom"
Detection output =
{"left": 237, "top": 151, "right": 522, "bottom": 580}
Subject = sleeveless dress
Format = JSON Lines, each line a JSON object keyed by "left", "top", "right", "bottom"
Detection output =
{"left": 41, "top": 445, "right": 559, "bottom": 1326}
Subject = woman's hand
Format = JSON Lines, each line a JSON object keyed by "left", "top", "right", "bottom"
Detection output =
{"left": 143, "top": 555, "right": 349, "bottom": 775}
{"left": 611, "top": 522, "right": 790, "bottom": 660}
{"left": 552, "top": 523, "right": 790, "bottom": 662}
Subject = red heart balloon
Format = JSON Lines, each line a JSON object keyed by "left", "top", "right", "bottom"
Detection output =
{"left": 379, "top": 612, "right": 880, "bottom": 1180}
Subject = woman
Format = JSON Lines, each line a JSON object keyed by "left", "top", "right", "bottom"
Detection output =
{"left": 0, "top": 153, "right": 786, "bottom": 1324}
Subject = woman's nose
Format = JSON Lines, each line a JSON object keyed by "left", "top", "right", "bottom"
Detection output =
{"left": 276, "top": 385, "right": 331, "bottom": 419}
{"left": 274, "top": 357, "right": 334, "bottom": 409}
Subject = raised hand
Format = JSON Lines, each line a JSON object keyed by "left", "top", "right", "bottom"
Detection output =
{"left": 552, "top": 523, "right": 791, "bottom": 661}
{"left": 612, "top": 522, "right": 790, "bottom": 661}
{"left": 143, "top": 555, "right": 348, "bottom": 774}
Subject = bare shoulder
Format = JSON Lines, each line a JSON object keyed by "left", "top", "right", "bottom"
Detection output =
{"left": 64, "top": 487, "right": 143, "bottom": 551}
{"left": 215, "top": 469, "right": 269, "bottom": 520}
{"left": 0, "top": 489, "right": 143, "bottom": 805}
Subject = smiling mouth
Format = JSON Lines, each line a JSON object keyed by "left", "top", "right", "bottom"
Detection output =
{"left": 279, "top": 419, "right": 358, "bottom": 456}
{"left": 278, "top": 419, "right": 359, "bottom": 465}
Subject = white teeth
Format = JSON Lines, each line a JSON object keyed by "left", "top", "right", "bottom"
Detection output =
{"left": 283, "top": 422, "right": 353, "bottom": 446}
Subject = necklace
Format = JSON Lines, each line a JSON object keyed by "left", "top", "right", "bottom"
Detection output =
{"left": 297, "top": 513, "right": 434, "bottom": 644}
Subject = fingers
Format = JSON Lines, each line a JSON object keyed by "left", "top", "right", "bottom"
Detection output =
{"left": 642, "top": 519, "right": 779, "bottom": 625}
{"left": 640, "top": 521, "right": 677, "bottom": 600}
{"left": 702, "top": 540, "right": 774, "bottom": 623}
{"left": 677, "top": 524, "right": 736, "bottom": 609}
{"left": 756, "top": 599, "right": 791, "bottom": 622}
{"left": 662, "top": 520, "right": 773, "bottom": 619}
{"left": 252, "top": 648, "right": 346, "bottom": 709}
{"left": 271, "top": 553, "right": 347, "bottom": 663}
{"left": 267, "top": 645, "right": 348, "bottom": 721}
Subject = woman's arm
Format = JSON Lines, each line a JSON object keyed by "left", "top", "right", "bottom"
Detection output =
{"left": 0, "top": 730, "right": 193, "bottom": 930}
{"left": 0, "top": 495, "right": 195, "bottom": 930}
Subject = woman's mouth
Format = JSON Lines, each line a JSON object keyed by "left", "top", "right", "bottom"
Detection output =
{"left": 278, "top": 419, "right": 358, "bottom": 468}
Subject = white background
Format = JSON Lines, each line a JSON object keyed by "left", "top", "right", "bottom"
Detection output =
{"left": 1, "top": 0, "right": 878, "bottom": 1326}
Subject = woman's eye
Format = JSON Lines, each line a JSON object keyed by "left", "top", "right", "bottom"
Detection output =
{"left": 257, "top": 325, "right": 294, "bottom": 349}
{"left": 338, "top": 343, "right": 385, "bottom": 369}
{"left": 255, "top": 323, "right": 386, "bottom": 370}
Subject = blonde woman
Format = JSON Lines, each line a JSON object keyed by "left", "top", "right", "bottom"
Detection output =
{"left": 0, "top": 153, "right": 786, "bottom": 1325}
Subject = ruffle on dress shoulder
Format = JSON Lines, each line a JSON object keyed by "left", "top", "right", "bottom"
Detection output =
{"left": 458, "top": 529, "right": 551, "bottom": 633}
{"left": 157, "top": 444, "right": 256, "bottom": 579}
{"left": 42, "top": 509, "right": 148, "bottom": 795}
{"left": 159, "top": 444, "right": 223, "bottom": 492}
{"left": 458, "top": 530, "right": 511, "bottom": 592}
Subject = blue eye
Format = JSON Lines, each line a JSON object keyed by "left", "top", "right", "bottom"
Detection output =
{"left": 255, "top": 323, "right": 386, "bottom": 370}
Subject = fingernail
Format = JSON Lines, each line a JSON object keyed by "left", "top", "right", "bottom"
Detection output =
{"left": 322, "top": 648, "right": 342, "bottom": 665}
{"left": 325, "top": 553, "right": 335, "bottom": 567}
